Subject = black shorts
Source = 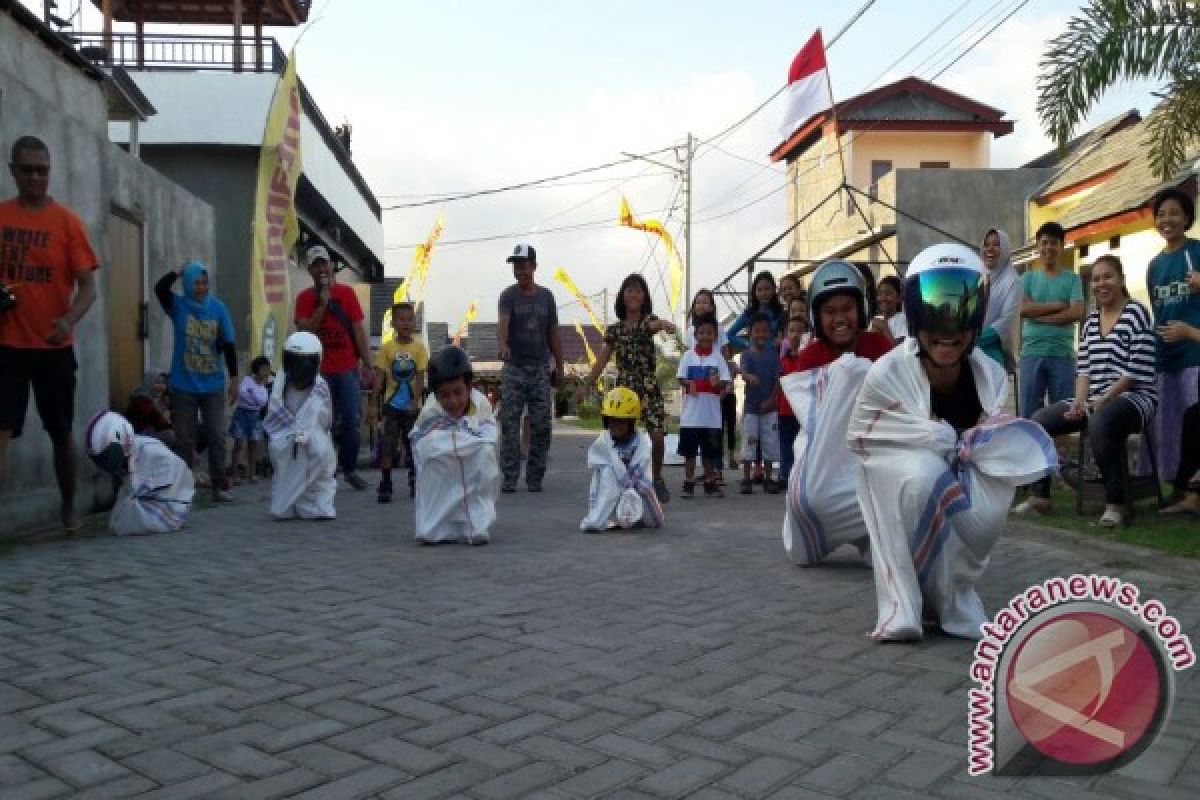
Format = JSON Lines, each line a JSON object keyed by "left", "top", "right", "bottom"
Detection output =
{"left": 0, "top": 346, "right": 77, "bottom": 439}
{"left": 677, "top": 427, "right": 723, "bottom": 461}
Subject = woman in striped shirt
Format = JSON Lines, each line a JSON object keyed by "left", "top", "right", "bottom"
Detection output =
{"left": 1021, "top": 255, "right": 1158, "bottom": 527}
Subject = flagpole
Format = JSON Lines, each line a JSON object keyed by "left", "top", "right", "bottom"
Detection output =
{"left": 820, "top": 30, "right": 849, "bottom": 190}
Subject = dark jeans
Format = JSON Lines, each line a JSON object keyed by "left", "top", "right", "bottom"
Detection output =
{"left": 173, "top": 389, "right": 227, "bottom": 485}
{"left": 1032, "top": 397, "right": 1143, "bottom": 505}
{"left": 1173, "top": 402, "right": 1200, "bottom": 494}
{"left": 324, "top": 368, "right": 362, "bottom": 475}
{"left": 779, "top": 414, "right": 800, "bottom": 481}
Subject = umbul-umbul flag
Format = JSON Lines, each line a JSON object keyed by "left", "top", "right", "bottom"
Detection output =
{"left": 779, "top": 30, "right": 832, "bottom": 139}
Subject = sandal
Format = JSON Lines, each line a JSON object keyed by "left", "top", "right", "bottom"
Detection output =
{"left": 703, "top": 480, "right": 724, "bottom": 497}
{"left": 1097, "top": 509, "right": 1124, "bottom": 528}
{"left": 1159, "top": 498, "right": 1200, "bottom": 516}
{"left": 739, "top": 479, "right": 753, "bottom": 495}
{"left": 681, "top": 480, "right": 695, "bottom": 498}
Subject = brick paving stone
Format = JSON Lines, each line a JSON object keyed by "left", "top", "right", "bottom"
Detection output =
{"left": 70, "top": 775, "right": 157, "bottom": 799}
{"left": 3, "top": 429, "right": 1199, "bottom": 799}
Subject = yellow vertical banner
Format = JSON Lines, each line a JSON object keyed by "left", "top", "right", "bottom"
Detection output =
{"left": 386, "top": 214, "right": 444, "bottom": 343}
{"left": 451, "top": 300, "right": 478, "bottom": 346}
{"left": 574, "top": 320, "right": 596, "bottom": 366}
{"left": 552, "top": 267, "right": 605, "bottom": 333}
{"left": 618, "top": 195, "right": 683, "bottom": 313}
{"left": 250, "top": 50, "right": 303, "bottom": 366}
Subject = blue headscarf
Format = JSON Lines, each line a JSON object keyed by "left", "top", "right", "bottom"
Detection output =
{"left": 179, "top": 260, "right": 213, "bottom": 316}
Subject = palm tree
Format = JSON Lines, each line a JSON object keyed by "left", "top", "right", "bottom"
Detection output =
{"left": 1037, "top": 0, "right": 1200, "bottom": 179}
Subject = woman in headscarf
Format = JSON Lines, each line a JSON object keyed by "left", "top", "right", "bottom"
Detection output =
{"left": 978, "top": 227, "right": 1021, "bottom": 369}
{"left": 154, "top": 261, "right": 237, "bottom": 502}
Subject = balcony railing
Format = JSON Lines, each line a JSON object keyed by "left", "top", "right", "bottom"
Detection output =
{"left": 74, "top": 32, "right": 286, "bottom": 73}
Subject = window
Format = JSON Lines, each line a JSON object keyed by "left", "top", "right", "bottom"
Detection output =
{"left": 1109, "top": 235, "right": 1121, "bottom": 250}
{"left": 1079, "top": 244, "right": 1090, "bottom": 258}
{"left": 920, "top": 161, "right": 950, "bottom": 169}
{"left": 869, "top": 160, "right": 892, "bottom": 200}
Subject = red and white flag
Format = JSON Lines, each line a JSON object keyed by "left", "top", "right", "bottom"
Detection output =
{"left": 779, "top": 30, "right": 832, "bottom": 139}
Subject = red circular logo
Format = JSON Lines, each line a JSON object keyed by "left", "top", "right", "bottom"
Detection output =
{"left": 1006, "top": 611, "right": 1163, "bottom": 765}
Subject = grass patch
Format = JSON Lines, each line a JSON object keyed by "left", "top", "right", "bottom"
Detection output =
{"left": 1035, "top": 486, "right": 1200, "bottom": 557}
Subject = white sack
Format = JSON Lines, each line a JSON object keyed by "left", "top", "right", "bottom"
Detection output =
{"left": 110, "top": 435, "right": 194, "bottom": 535}
{"left": 780, "top": 355, "right": 872, "bottom": 565}
{"left": 580, "top": 431, "right": 665, "bottom": 531}
{"left": 263, "top": 378, "right": 337, "bottom": 520}
{"left": 411, "top": 389, "right": 500, "bottom": 544}
{"left": 847, "top": 339, "right": 1056, "bottom": 641}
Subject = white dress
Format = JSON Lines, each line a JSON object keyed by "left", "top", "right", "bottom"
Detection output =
{"left": 263, "top": 378, "right": 337, "bottom": 519}
{"left": 110, "top": 435, "right": 194, "bottom": 535}
{"left": 847, "top": 339, "right": 1056, "bottom": 640}
{"left": 411, "top": 389, "right": 500, "bottom": 543}
{"left": 780, "top": 354, "right": 873, "bottom": 565}
{"left": 580, "top": 431, "right": 665, "bottom": 531}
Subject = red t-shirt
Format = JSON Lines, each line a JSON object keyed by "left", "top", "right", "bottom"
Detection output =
{"left": 776, "top": 332, "right": 893, "bottom": 417}
{"left": 0, "top": 199, "right": 99, "bottom": 349}
{"left": 294, "top": 283, "right": 365, "bottom": 374}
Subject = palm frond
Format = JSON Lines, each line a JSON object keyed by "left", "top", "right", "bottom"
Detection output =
{"left": 1143, "top": 71, "right": 1200, "bottom": 179}
{"left": 1037, "top": 0, "right": 1200, "bottom": 149}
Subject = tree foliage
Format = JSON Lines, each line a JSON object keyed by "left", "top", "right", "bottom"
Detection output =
{"left": 1037, "top": 0, "right": 1200, "bottom": 179}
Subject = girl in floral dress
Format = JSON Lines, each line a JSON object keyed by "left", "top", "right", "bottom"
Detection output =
{"left": 578, "top": 273, "right": 676, "bottom": 502}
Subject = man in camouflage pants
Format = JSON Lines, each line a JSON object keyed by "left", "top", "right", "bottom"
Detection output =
{"left": 497, "top": 244, "right": 563, "bottom": 493}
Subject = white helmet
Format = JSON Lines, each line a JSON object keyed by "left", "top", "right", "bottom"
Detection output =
{"left": 283, "top": 331, "right": 323, "bottom": 388}
{"left": 903, "top": 243, "right": 988, "bottom": 340}
{"left": 85, "top": 410, "right": 135, "bottom": 476}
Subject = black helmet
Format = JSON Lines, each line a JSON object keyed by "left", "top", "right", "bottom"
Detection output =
{"left": 428, "top": 345, "right": 474, "bottom": 389}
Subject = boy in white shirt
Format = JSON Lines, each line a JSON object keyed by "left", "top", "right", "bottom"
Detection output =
{"left": 676, "top": 314, "right": 731, "bottom": 497}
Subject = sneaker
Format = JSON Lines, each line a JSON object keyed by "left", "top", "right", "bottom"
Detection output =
{"left": 739, "top": 479, "right": 753, "bottom": 495}
{"left": 681, "top": 480, "right": 695, "bottom": 498}
{"left": 1012, "top": 497, "right": 1051, "bottom": 515}
{"left": 704, "top": 480, "right": 724, "bottom": 498}
{"left": 501, "top": 480, "right": 517, "bottom": 494}
{"left": 345, "top": 473, "right": 368, "bottom": 491}
{"left": 653, "top": 477, "right": 670, "bottom": 503}
{"left": 377, "top": 481, "right": 393, "bottom": 503}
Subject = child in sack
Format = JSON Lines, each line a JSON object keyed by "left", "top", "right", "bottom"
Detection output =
{"left": 263, "top": 332, "right": 336, "bottom": 519}
{"left": 580, "top": 387, "right": 665, "bottom": 531}
{"left": 410, "top": 346, "right": 500, "bottom": 545}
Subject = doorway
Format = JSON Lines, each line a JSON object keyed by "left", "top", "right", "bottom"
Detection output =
{"left": 107, "top": 208, "right": 146, "bottom": 409}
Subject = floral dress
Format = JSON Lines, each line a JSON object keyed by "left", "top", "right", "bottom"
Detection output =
{"left": 604, "top": 317, "right": 666, "bottom": 432}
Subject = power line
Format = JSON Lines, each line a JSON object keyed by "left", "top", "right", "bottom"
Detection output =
{"left": 929, "top": 0, "right": 1031, "bottom": 80}
{"left": 384, "top": 218, "right": 612, "bottom": 249}
{"left": 376, "top": 170, "right": 670, "bottom": 199}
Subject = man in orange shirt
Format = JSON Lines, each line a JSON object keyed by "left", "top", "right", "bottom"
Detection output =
{"left": 0, "top": 136, "right": 100, "bottom": 532}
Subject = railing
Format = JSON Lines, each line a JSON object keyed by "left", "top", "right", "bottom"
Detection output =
{"left": 73, "top": 32, "right": 286, "bottom": 73}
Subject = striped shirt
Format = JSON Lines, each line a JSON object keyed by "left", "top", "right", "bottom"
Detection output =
{"left": 1077, "top": 300, "right": 1158, "bottom": 423}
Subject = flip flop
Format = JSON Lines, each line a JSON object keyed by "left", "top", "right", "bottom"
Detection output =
{"left": 1097, "top": 509, "right": 1124, "bottom": 528}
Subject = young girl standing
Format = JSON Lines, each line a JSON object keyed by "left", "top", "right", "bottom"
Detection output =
{"left": 727, "top": 271, "right": 785, "bottom": 350}
{"left": 578, "top": 274, "right": 677, "bottom": 502}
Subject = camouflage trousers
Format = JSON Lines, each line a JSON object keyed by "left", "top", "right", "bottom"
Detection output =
{"left": 499, "top": 363, "right": 553, "bottom": 484}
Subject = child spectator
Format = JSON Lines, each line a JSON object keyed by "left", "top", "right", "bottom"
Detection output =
{"left": 876, "top": 275, "right": 907, "bottom": 342}
{"left": 1019, "top": 221, "right": 1084, "bottom": 417}
{"left": 779, "top": 298, "right": 811, "bottom": 356}
{"left": 578, "top": 273, "right": 677, "bottom": 502}
{"left": 125, "top": 371, "right": 174, "bottom": 446}
{"left": 778, "top": 272, "right": 802, "bottom": 311}
{"left": 85, "top": 410, "right": 193, "bottom": 535}
{"left": 264, "top": 332, "right": 336, "bottom": 520}
{"left": 727, "top": 271, "right": 785, "bottom": 349}
{"left": 676, "top": 314, "right": 730, "bottom": 497}
{"left": 738, "top": 314, "right": 781, "bottom": 494}
{"left": 777, "top": 315, "right": 807, "bottom": 480}
{"left": 228, "top": 356, "right": 271, "bottom": 484}
{"left": 411, "top": 346, "right": 500, "bottom": 545}
{"left": 580, "top": 387, "right": 665, "bottom": 531}
{"left": 373, "top": 302, "right": 428, "bottom": 503}
{"left": 683, "top": 288, "right": 730, "bottom": 353}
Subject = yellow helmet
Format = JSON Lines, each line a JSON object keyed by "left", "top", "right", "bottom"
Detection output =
{"left": 601, "top": 386, "right": 641, "bottom": 420}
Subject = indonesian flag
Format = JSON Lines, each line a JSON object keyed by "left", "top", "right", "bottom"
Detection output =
{"left": 779, "top": 30, "right": 832, "bottom": 139}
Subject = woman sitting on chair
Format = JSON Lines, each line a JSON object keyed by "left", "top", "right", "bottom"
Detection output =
{"left": 1020, "top": 255, "right": 1158, "bottom": 527}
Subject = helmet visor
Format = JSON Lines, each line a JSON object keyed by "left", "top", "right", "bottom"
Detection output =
{"left": 910, "top": 268, "right": 985, "bottom": 336}
{"left": 89, "top": 442, "right": 128, "bottom": 476}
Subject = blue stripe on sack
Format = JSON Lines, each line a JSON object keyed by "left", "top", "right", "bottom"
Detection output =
{"left": 910, "top": 469, "right": 970, "bottom": 585}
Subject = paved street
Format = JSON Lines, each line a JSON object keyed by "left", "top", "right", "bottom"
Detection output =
{"left": 1, "top": 425, "right": 1198, "bottom": 799}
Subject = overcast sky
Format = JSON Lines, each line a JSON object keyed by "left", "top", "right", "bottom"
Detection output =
{"left": 43, "top": 0, "right": 1157, "bottom": 325}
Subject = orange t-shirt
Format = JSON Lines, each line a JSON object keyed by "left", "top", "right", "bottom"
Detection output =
{"left": 0, "top": 199, "right": 99, "bottom": 349}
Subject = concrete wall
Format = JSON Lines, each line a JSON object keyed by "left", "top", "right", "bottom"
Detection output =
{"left": 894, "top": 167, "right": 1056, "bottom": 264}
{"left": 848, "top": 130, "right": 990, "bottom": 189}
{"left": 1, "top": 12, "right": 214, "bottom": 535}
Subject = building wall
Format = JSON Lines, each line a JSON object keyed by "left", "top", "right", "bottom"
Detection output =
{"left": 848, "top": 130, "right": 990, "bottom": 189}
{"left": 1071, "top": 219, "right": 1199, "bottom": 309}
{"left": 895, "top": 167, "right": 1055, "bottom": 263}
{"left": 1, "top": 13, "right": 214, "bottom": 534}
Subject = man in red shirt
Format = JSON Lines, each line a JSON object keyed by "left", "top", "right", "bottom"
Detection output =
{"left": 0, "top": 136, "right": 99, "bottom": 532}
{"left": 778, "top": 260, "right": 893, "bottom": 479}
{"left": 294, "top": 245, "right": 372, "bottom": 490}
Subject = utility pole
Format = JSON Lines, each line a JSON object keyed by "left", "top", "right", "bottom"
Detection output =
{"left": 683, "top": 133, "right": 693, "bottom": 334}
{"left": 602, "top": 288, "right": 609, "bottom": 328}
